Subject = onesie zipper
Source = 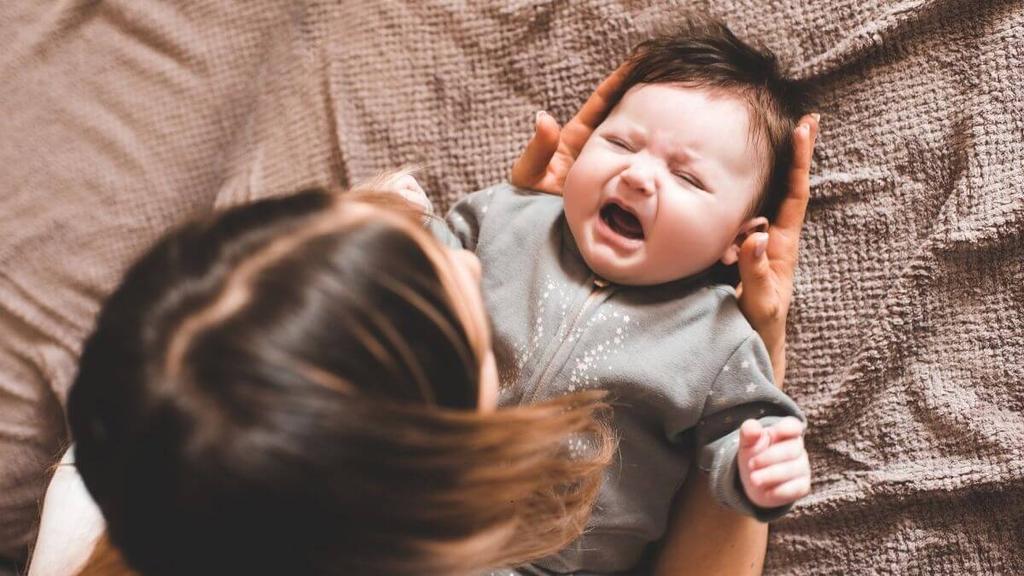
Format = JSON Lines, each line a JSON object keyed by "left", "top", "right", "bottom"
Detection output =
{"left": 524, "top": 275, "right": 614, "bottom": 403}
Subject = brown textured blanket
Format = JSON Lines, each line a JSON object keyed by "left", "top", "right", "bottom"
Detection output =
{"left": 1, "top": 1, "right": 1021, "bottom": 574}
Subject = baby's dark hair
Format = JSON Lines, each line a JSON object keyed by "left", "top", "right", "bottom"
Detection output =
{"left": 606, "top": 17, "right": 813, "bottom": 221}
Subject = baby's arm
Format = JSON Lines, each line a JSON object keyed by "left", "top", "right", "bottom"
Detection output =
{"left": 652, "top": 417, "right": 808, "bottom": 576}
{"left": 655, "top": 336, "right": 790, "bottom": 573}
{"left": 363, "top": 172, "right": 484, "bottom": 251}
{"left": 388, "top": 173, "right": 431, "bottom": 213}
{"left": 696, "top": 334, "right": 808, "bottom": 521}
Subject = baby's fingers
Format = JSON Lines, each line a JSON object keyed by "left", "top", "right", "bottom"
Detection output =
{"left": 748, "top": 437, "right": 804, "bottom": 470}
{"left": 768, "top": 416, "right": 805, "bottom": 443}
{"left": 748, "top": 454, "right": 809, "bottom": 489}
{"left": 739, "top": 419, "right": 766, "bottom": 451}
{"left": 766, "top": 475, "right": 812, "bottom": 504}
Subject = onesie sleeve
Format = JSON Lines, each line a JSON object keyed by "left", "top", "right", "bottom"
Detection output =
{"left": 398, "top": 187, "right": 460, "bottom": 251}
{"left": 441, "top": 185, "right": 505, "bottom": 252}
{"left": 425, "top": 214, "right": 464, "bottom": 250}
{"left": 695, "top": 333, "right": 805, "bottom": 522}
{"left": 417, "top": 187, "right": 490, "bottom": 250}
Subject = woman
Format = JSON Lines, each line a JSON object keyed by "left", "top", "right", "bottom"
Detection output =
{"left": 66, "top": 188, "right": 615, "bottom": 576}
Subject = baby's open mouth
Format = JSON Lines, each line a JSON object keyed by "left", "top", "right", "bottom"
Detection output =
{"left": 600, "top": 203, "right": 644, "bottom": 240}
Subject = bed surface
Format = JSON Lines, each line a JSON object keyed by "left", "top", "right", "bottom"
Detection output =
{"left": 1, "top": 1, "right": 1021, "bottom": 573}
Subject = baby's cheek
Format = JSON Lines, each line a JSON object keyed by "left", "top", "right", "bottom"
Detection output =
{"left": 565, "top": 154, "right": 601, "bottom": 192}
{"left": 658, "top": 211, "right": 724, "bottom": 273}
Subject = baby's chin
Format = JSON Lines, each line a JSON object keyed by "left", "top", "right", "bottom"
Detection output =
{"left": 580, "top": 241, "right": 713, "bottom": 287}
{"left": 579, "top": 244, "right": 659, "bottom": 287}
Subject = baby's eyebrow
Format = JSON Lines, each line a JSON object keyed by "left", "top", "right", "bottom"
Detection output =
{"left": 668, "top": 145, "right": 705, "bottom": 164}
{"left": 670, "top": 151, "right": 717, "bottom": 185}
{"left": 604, "top": 119, "right": 645, "bottom": 138}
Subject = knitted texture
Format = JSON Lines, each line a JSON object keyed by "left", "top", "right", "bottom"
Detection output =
{"left": 1, "top": 1, "right": 1021, "bottom": 573}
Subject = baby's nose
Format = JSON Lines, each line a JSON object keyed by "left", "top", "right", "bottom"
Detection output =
{"left": 621, "top": 162, "right": 656, "bottom": 195}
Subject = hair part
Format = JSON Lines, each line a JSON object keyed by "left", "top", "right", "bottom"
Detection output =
{"left": 69, "top": 187, "right": 614, "bottom": 576}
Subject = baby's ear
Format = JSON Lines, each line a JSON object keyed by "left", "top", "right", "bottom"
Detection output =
{"left": 719, "top": 217, "right": 769, "bottom": 266}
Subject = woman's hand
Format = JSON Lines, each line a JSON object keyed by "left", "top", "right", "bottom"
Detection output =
{"left": 509, "top": 64, "right": 628, "bottom": 195}
{"left": 734, "top": 115, "right": 819, "bottom": 386}
{"left": 511, "top": 69, "right": 820, "bottom": 387}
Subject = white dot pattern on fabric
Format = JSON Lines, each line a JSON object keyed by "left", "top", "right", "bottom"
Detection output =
{"left": 501, "top": 274, "right": 635, "bottom": 394}
{"left": 567, "top": 309, "right": 634, "bottom": 391}
{"left": 502, "top": 275, "right": 573, "bottom": 391}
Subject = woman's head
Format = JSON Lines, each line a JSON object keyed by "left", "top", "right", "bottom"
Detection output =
{"left": 68, "top": 188, "right": 612, "bottom": 576}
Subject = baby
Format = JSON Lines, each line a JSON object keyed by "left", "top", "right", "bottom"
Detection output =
{"left": 395, "top": 19, "right": 812, "bottom": 574}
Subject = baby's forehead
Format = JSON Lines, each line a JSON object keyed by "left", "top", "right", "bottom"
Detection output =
{"left": 609, "top": 83, "right": 770, "bottom": 168}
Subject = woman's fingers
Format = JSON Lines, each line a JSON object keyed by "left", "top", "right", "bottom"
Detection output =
{"left": 570, "top": 62, "right": 630, "bottom": 133}
{"left": 554, "top": 63, "right": 630, "bottom": 171}
{"left": 770, "top": 114, "right": 819, "bottom": 265}
{"left": 736, "top": 232, "right": 775, "bottom": 315}
{"left": 736, "top": 115, "right": 818, "bottom": 386}
{"left": 510, "top": 61, "right": 631, "bottom": 193}
{"left": 509, "top": 111, "right": 562, "bottom": 188}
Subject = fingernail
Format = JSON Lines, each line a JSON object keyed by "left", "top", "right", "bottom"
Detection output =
{"left": 535, "top": 110, "right": 547, "bottom": 125}
{"left": 798, "top": 123, "right": 810, "bottom": 135}
{"left": 811, "top": 112, "right": 821, "bottom": 123}
{"left": 754, "top": 234, "right": 767, "bottom": 258}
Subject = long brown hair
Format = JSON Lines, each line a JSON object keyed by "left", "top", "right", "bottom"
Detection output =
{"left": 68, "top": 188, "right": 614, "bottom": 576}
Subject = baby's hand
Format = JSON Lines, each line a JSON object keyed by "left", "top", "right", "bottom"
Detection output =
{"left": 737, "top": 417, "right": 810, "bottom": 509}
{"left": 389, "top": 173, "right": 431, "bottom": 213}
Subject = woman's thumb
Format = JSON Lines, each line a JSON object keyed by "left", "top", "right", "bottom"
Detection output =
{"left": 738, "top": 232, "right": 771, "bottom": 295}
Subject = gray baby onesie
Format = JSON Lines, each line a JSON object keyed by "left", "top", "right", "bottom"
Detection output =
{"left": 431, "top": 183, "right": 804, "bottom": 574}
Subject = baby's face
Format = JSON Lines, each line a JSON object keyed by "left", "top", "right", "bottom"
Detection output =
{"left": 564, "top": 84, "right": 766, "bottom": 286}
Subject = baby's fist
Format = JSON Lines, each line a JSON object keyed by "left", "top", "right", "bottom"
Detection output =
{"left": 737, "top": 417, "right": 810, "bottom": 510}
{"left": 390, "top": 174, "right": 430, "bottom": 212}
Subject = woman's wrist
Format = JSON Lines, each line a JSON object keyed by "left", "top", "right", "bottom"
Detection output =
{"left": 752, "top": 323, "right": 787, "bottom": 388}
{"left": 767, "top": 340, "right": 786, "bottom": 388}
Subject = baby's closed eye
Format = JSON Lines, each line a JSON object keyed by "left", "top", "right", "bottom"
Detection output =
{"left": 604, "top": 135, "right": 634, "bottom": 152}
